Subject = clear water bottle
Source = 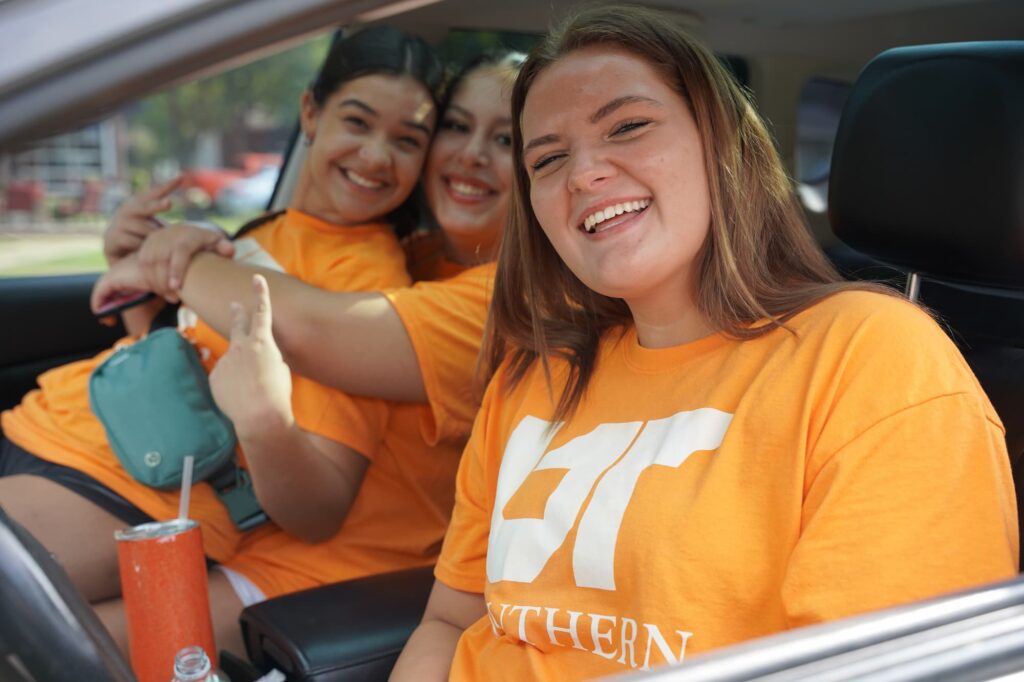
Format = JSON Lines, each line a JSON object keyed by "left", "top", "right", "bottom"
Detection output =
{"left": 170, "top": 645, "right": 221, "bottom": 682}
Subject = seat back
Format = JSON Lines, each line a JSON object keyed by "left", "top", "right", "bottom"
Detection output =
{"left": 0, "top": 506, "right": 134, "bottom": 682}
{"left": 828, "top": 41, "right": 1024, "bottom": 564}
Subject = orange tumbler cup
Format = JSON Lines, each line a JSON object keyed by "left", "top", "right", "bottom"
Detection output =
{"left": 115, "top": 519, "right": 216, "bottom": 682}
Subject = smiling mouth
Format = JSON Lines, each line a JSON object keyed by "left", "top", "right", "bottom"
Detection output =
{"left": 445, "top": 176, "right": 495, "bottom": 200}
{"left": 342, "top": 168, "right": 387, "bottom": 190}
{"left": 581, "top": 199, "right": 652, "bottom": 234}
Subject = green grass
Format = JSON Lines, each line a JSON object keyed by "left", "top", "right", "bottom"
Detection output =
{"left": 0, "top": 249, "right": 106, "bottom": 277}
{"left": 0, "top": 210, "right": 265, "bottom": 278}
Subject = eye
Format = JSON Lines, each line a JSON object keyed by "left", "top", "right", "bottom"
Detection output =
{"left": 397, "top": 135, "right": 423, "bottom": 150}
{"left": 440, "top": 118, "right": 470, "bottom": 133}
{"left": 611, "top": 119, "right": 650, "bottom": 136}
{"left": 495, "top": 132, "right": 512, "bottom": 147}
{"left": 344, "top": 116, "right": 370, "bottom": 130}
{"left": 530, "top": 153, "right": 565, "bottom": 171}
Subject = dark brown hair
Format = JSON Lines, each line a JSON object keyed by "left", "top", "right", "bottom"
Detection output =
{"left": 484, "top": 3, "right": 888, "bottom": 421}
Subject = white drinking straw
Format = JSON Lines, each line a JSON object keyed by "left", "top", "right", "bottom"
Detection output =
{"left": 178, "top": 455, "right": 195, "bottom": 521}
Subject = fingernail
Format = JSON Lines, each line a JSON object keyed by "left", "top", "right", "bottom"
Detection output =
{"left": 169, "top": 277, "right": 179, "bottom": 289}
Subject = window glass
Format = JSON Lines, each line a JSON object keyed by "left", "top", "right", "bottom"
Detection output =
{"left": 0, "top": 33, "right": 330, "bottom": 278}
{"left": 795, "top": 78, "right": 851, "bottom": 214}
{"left": 436, "top": 29, "right": 540, "bottom": 68}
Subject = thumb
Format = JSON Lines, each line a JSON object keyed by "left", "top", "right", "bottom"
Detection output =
{"left": 228, "top": 301, "right": 250, "bottom": 343}
{"left": 250, "top": 274, "right": 274, "bottom": 339}
{"left": 214, "top": 238, "right": 235, "bottom": 258}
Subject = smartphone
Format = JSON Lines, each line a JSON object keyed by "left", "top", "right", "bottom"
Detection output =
{"left": 93, "top": 290, "right": 155, "bottom": 318}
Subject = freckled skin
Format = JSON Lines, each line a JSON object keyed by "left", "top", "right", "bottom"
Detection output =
{"left": 522, "top": 47, "right": 712, "bottom": 337}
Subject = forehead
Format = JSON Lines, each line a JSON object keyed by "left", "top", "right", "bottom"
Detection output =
{"left": 331, "top": 73, "right": 434, "bottom": 114}
{"left": 450, "top": 68, "right": 512, "bottom": 113}
{"left": 523, "top": 46, "right": 676, "bottom": 127}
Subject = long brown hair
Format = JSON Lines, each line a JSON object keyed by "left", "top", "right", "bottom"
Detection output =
{"left": 484, "top": 3, "right": 886, "bottom": 421}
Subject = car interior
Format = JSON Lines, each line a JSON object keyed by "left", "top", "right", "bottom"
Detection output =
{"left": 0, "top": 0, "right": 1021, "bottom": 680}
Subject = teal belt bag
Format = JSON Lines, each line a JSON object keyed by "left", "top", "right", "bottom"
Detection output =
{"left": 89, "top": 327, "right": 268, "bottom": 531}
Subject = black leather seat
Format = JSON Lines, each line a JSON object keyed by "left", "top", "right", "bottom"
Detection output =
{"left": 828, "top": 41, "right": 1024, "bottom": 564}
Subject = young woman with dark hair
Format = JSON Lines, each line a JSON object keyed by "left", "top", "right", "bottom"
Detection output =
{"left": 392, "top": 6, "right": 1016, "bottom": 680}
{"left": 0, "top": 25, "right": 444, "bottom": 654}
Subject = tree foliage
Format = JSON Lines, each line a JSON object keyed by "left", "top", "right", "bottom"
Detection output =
{"left": 127, "top": 34, "right": 331, "bottom": 169}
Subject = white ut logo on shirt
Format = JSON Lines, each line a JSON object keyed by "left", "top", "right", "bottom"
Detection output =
{"left": 486, "top": 409, "right": 733, "bottom": 590}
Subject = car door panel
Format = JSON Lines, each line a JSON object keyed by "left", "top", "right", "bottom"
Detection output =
{"left": 0, "top": 275, "right": 125, "bottom": 415}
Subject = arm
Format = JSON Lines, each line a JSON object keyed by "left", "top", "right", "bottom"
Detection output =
{"left": 182, "top": 257, "right": 425, "bottom": 402}
{"left": 783, "top": 391, "right": 1017, "bottom": 627}
{"left": 93, "top": 248, "right": 426, "bottom": 403}
{"left": 390, "top": 580, "right": 486, "bottom": 681}
{"left": 209, "top": 280, "right": 368, "bottom": 543}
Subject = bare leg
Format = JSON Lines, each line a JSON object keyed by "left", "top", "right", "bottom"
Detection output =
{"left": 0, "top": 475, "right": 124, "bottom": 601}
{"left": 96, "top": 570, "right": 246, "bottom": 660}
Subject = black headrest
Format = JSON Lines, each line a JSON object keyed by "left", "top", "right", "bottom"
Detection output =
{"left": 829, "top": 42, "right": 1024, "bottom": 289}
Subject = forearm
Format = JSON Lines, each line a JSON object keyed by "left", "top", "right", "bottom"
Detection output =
{"left": 390, "top": 619, "right": 465, "bottom": 681}
{"left": 179, "top": 253, "right": 427, "bottom": 402}
{"left": 176, "top": 252, "right": 274, "bottom": 335}
{"left": 236, "top": 417, "right": 365, "bottom": 543}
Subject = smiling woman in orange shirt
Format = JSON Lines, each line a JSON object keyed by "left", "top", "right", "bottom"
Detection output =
{"left": 391, "top": 5, "right": 1018, "bottom": 681}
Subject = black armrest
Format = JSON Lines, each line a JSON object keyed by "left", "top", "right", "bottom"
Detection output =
{"left": 240, "top": 565, "right": 434, "bottom": 682}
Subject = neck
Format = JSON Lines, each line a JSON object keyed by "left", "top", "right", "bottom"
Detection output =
{"left": 290, "top": 167, "right": 360, "bottom": 226}
{"left": 443, "top": 230, "right": 500, "bottom": 266}
{"left": 627, "top": 290, "right": 714, "bottom": 349}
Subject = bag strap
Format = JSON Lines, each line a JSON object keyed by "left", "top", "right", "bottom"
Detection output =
{"left": 206, "top": 460, "right": 269, "bottom": 531}
{"left": 154, "top": 212, "right": 283, "bottom": 532}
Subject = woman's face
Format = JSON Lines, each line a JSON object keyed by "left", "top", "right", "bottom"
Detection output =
{"left": 521, "top": 46, "right": 711, "bottom": 317}
{"left": 299, "top": 74, "right": 435, "bottom": 225}
{"left": 424, "top": 68, "right": 514, "bottom": 261}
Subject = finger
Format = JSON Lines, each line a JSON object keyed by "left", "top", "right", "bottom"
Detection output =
{"left": 168, "top": 230, "right": 227, "bottom": 290}
{"left": 228, "top": 302, "right": 249, "bottom": 342}
{"left": 167, "top": 237, "right": 199, "bottom": 291}
{"left": 214, "top": 238, "right": 235, "bottom": 258}
{"left": 116, "top": 218, "right": 160, "bottom": 241}
{"left": 145, "top": 175, "right": 185, "bottom": 201}
{"left": 91, "top": 260, "right": 145, "bottom": 312}
{"left": 136, "top": 197, "right": 173, "bottom": 218}
{"left": 150, "top": 255, "right": 173, "bottom": 301}
{"left": 250, "top": 275, "right": 273, "bottom": 338}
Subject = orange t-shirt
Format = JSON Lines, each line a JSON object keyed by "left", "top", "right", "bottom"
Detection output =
{"left": 386, "top": 261, "right": 495, "bottom": 445}
{"left": 1, "top": 210, "right": 409, "bottom": 561}
{"left": 437, "top": 290, "right": 1018, "bottom": 681}
{"left": 225, "top": 261, "right": 497, "bottom": 597}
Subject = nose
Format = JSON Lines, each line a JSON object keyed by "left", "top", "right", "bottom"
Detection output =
{"left": 566, "top": 148, "right": 613, "bottom": 193}
{"left": 359, "top": 135, "right": 391, "bottom": 170}
{"left": 457, "top": 132, "right": 489, "bottom": 168}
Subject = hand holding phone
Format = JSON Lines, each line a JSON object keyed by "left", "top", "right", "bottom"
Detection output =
{"left": 93, "top": 290, "right": 155, "bottom": 323}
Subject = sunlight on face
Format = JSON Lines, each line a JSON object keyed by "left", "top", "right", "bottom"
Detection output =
{"left": 522, "top": 46, "right": 711, "bottom": 319}
{"left": 299, "top": 74, "right": 435, "bottom": 226}
{"left": 425, "top": 68, "right": 514, "bottom": 261}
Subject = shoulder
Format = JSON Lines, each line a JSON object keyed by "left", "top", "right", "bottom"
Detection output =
{"left": 789, "top": 288, "right": 951, "bottom": 351}
{"left": 789, "top": 288, "right": 993, "bottom": 414}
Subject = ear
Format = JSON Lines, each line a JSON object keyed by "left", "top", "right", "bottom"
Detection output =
{"left": 299, "top": 90, "right": 319, "bottom": 141}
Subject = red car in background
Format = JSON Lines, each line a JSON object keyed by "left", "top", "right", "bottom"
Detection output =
{"left": 180, "top": 152, "right": 281, "bottom": 209}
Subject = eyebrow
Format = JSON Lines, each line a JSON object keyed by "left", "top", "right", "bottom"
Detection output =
{"left": 523, "top": 95, "right": 660, "bottom": 156}
{"left": 339, "top": 98, "right": 432, "bottom": 136}
{"left": 338, "top": 98, "right": 376, "bottom": 115}
{"left": 590, "top": 95, "right": 660, "bottom": 123}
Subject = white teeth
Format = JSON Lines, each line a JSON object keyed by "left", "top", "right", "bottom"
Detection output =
{"left": 450, "top": 180, "right": 489, "bottom": 197}
{"left": 345, "top": 169, "right": 385, "bottom": 189}
{"left": 582, "top": 199, "right": 651, "bottom": 233}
